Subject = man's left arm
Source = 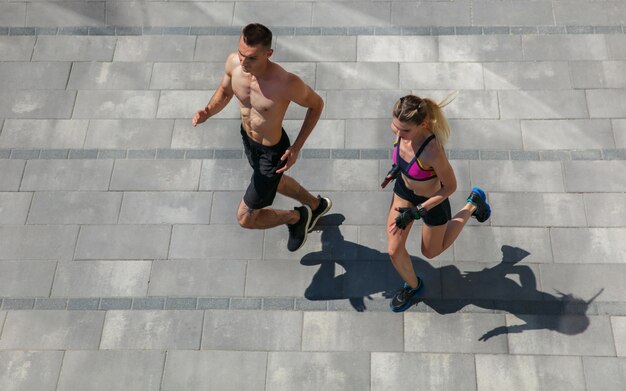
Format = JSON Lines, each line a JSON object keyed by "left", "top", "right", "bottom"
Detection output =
{"left": 276, "top": 74, "right": 324, "bottom": 173}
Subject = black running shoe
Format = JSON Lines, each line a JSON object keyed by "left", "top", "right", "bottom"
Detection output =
{"left": 390, "top": 278, "right": 424, "bottom": 313}
{"left": 287, "top": 205, "right": 312, "bottom": 252}
{"left": 308, "top": 195, "right": 332, "bottom": 233}
{"left": 466, "top": 186, "right": 491, "bottom": 223}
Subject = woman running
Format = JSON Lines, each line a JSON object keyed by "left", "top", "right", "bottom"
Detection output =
{"left": 384, "top": 94, "right": 491, "bottom": 312}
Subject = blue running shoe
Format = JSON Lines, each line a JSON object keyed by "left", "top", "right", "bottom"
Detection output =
{"left": 466, "top": 186, "right": 491, "bottom": 223}
{"left": 390, "top": 278, "right": 424, "bottom": 313}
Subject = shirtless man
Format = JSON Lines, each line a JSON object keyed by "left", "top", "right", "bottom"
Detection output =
{"left": 192, "top": 23, "right": 331, "bottom": 252}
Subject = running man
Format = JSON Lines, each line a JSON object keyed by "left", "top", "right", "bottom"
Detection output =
{"left": 192, "top": 23, "right": 331, "bottom": 251}
{"left": 383, "top": 94, "right": 491, "bottom": 312}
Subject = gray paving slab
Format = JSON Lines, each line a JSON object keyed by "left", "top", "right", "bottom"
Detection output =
{"left": 56, "top": 351, "right": 165, "bottom": 391}
{"left": 474, "top": 0, "right": 554, "bottom": 26}
{"left": 0, "top": 119, "right": 88, "bottom": 149}
{"left": 289, "top": 159, "right": 380, "bottom": 191}
{"left": 0, "top": 36, "right": 36, "bottom": 61}
{"left": 0, "top": 90, "right": 76, "bottom": 119}
{"left": 208, "top": 190, "right": 244, "bottom": 224}
{"left": 550, "top": 228, "right": 626, "bottom": 263}
{"left": 404, "top": 312, "right": 508, "bottom": 353}
{"left": 499, "top": 90, "right": 589, "bottom": 119}
{"left": 0, "top": 310, "right": 104, "bottom": 349}
{"left": 489, "top": 192, "right": 587, "bottom": 227}
{"left": 274, "top": 36, "right": 357, "bottom": 62}
{"left": 170, "top": 225, "right": 264, "bottom": 259}
{"left": 68, "top": 62, "right": 153, "bottom": 90}
{"left": 100, "top": 310, "right": 203, "bottom": 349}
{"left": 614, "top": 120, "right": 626, "bottom": 149}
{"left": 521, "top": 119, "right": 615, "bottom": 150}
{"left": 199, "top": 159, "right": 262, "bottom": 191}
{"left": 522, "top": 35, "right": 609, "bottom": 61}
{"left": 607, "top": 35, "right": 626, "bottom": 60}
{"left": 453, "top": 226, "right": 553, "bottom": 263}
{"left": 0, "top": 62, "right": 70, "bottom": 90}
{"left": 172, "top": 118, "right": 242, "bottom": 149}
{"left": 162, "top": 350, "right": 268, "bottom": 391}
{"left": 356, "top": 36, "right": 438, "bottom": 62}
{"left": 0, "top": 4, "right": 26, "bottom": 28}
{"left": 157, "top": 90, "right": 241, "bottom": 119}
{"left": 21, "top": 159, "right": 113, "bottom": 191}
{"left": 414, "top": 90, "right": 500, "bottom": 119}
{"left": 118, "top": 191, "right": 211, "bottom": 224}
{"left": 554, "top": 1, "right": 626, "bottom": 25}
{"left": 148, "top": 259, "right": 246, "bottom": 296}
{"left": 51, "top": 261, "right": 151, "bottom": 297}
{"left": 401, "top": 63, "right": 484, "bottom": 90}
{"left": 114, "top": 35, "right": 196, "bottom": 62}
{"left": 325, "top": 89, "right": 410, "bottom": 119}
{"left": 33, "top": 36, "right": 116, "bottom": 62}
{"left": 194, "top": 36, "right": 240, "bottom": 62}
{"left": 439, "top": 35, "right": 523, "bottom": 62}
{"left": 74, "top": 225, "right": 171, "bottom": 260}
{"left": 0, "top": 351, "right": 63, "bottom": 391}
{"left": 28, "top": 191, "right": 121, "bottom": 224}
{"left": 564, "top": 160, "right": 626, "bottom": 192}
{"left": 587, "top": 89, "right": 626, "bottom": 118}
{"left": 303, "top": 311, "right": 403, "bottom": 351}
{"left": 246, "top": 260, "right": 323, "bottom": 297}
{"left": 484, "top": 61, "right": 572, "bottom": 90}
{"left": 0, "top": 192, "right": 31, "bottom": 224}
{"left": 110, "top": 159, "right": 201, "bottom": 190}
{"left": 107, "top": 2, "right": 233, "bottom": 27}
{"left": 469, "top": 160, "right": 565, "bottom": 192}
{"left": 202, "top": 310, "right": 303, "bottom": 351}
{"left": 150, "top": 62, "right": 224, "bottom": 90}
{"left": 316, "top": 62, "right": 398, "bottom": 90}
{"left": 73, "top": 90, "right": 159, "bottom": 119}
{"left": 0, "top": 261, "right": 56, "bottom": 297}
{"left": 0, "top": 225, "right": 78, "bottom": 260}
{"left": 613, "top": 316, "right": 626, "bottom": 356}
{"left": 234, "top": 2, "right": 312, "bottom": 27}
{"left": 390, "top": 0, "right": 471, "bottom": 26}
{"left": 266, "top": 352, "right": 370, "bottom": 391}
{"left": 540, "top": 264, "right": 626, "bottom": 302}
{"left": 372, "top": 352, "right": 476, "bottom": 391}
{"left": 284, "top": 119, "right": 346, "bottom": 149}
{"left": 26, "top": 2, "right": 104, "bottom": 27}
{"left": 506, "top": 314, "right": 616, "bottom": 355}
{"left": 476, "top": 354, "right": 585, "bottom": 391}
{"left": 85, "top": 119, "right": 174, "bottom": 149}
{"left": 584, "top": 356, "right": 626, "bottom": 391}
{"left": 584, "top": 193, "right": 626, "bottom": 228}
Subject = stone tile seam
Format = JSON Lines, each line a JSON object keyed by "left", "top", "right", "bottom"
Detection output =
{"left": 0, "top": 25, "right": 625, "bottom": 36}
{"left": 1, "top": 149, "right": 625, "bottom": 161}
{"left": 1, "top": 297, "right": 624, "bottom": 315}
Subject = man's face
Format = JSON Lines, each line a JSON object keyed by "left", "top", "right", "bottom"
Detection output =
{"left": 238, "top": 37, "right": 272, "bottom": 74}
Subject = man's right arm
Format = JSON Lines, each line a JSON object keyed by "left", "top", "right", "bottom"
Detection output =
{"left": 192, "top": 54, "right": 236, "bottom": 127}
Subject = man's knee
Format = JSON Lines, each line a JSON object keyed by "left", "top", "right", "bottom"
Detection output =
{"left": 237, "top": 204, "right": 259, "bottom": 229}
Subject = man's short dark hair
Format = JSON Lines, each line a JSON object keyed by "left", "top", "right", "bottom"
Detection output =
{"left": 242, "top": 23, "right": 273, "bottom": 49}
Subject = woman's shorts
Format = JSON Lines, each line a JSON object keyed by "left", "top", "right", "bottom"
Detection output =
{"left": 393, "top": 177, "right": 452, "bottom": 226}
{"left": 241, "top": 125, "right": 291, "bottom": 209}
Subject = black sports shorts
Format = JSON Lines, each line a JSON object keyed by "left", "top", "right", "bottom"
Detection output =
{"left": 393, "top": 177, "right": 452, "bottom": 226}
{"left": 241, "top": 125, "right": 290, "bottom": 209}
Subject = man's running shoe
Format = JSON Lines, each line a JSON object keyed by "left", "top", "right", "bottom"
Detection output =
{"left": 466, "top": 186, "right": 491, "bottom": 223}
{"left": 389, "top": 278, "right": 424, "bottom": 313}
{"left": 308, "top": 195, "right": 332, "bottom": 233}
{"left": 287, "top": 205, "right": 312, "bottom": 252}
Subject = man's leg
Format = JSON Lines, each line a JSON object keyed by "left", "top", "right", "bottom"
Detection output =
{"left": 277, "top": 174, "right": 320, "bottom": 210}
{"left": 236, "top": 200, "right": 300, "bottom": 229}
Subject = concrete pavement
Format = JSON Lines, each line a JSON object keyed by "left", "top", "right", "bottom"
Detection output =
{"left": 1, "top": 1, "right": 626, "bottom": 390}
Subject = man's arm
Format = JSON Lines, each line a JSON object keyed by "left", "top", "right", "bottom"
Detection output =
{"left": 192, "top": 54, "right": 236, "bottom": 127}
{"left": 276, "top": 74, "right": 324, "bottom": 173}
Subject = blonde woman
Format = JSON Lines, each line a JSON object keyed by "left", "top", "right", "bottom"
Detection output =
{"left": 383, "top": 94, "right": 491, "bottom": 312}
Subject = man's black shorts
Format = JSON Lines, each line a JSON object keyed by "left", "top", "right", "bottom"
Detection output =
{"left": 393, "top": 177, "right": 452, "bottom": 226}
{"left": 241, "top": 125, "right": 290, "bottom": 209}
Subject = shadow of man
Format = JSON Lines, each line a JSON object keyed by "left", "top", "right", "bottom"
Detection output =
{"left": 301, "top": 214, "right": 602, "bottom": 340}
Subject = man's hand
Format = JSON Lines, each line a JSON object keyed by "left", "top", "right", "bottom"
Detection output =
{"left": 192, "top": 109, "right": 209, "bottom": 127}
{"left": 276, "top": 146, "right": 299, "bottom": 173}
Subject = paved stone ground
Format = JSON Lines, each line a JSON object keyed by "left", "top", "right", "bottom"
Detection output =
{"left": 1, "top": 0, "right": 626, "bottom": 390}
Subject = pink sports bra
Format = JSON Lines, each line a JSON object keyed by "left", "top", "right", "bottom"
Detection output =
{"left": 392, "top": 135, "right": 437, "bottom": 181}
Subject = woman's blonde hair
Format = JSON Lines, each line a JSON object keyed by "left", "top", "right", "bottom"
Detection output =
{"left": 392, "top": 91, "right": 458, "bottom": 146}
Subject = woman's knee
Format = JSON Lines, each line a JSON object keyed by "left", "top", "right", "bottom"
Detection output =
{"left": 421, "top": 245, "right": 442, "bottom": 260}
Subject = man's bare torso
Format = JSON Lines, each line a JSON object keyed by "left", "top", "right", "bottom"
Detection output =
{"left": 229, "top": 54, "right": 291, "bottom": 146}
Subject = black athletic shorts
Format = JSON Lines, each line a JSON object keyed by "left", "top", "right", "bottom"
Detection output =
{"left": 241, "top": 125, "right": 290, "bottom": 209}
{"left": 393, "top": 177, "right": 452, "bottom": 226}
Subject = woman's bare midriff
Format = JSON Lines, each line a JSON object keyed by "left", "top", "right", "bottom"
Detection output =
{"left": 401, "top": 174, "right": 441, "bottom": 198}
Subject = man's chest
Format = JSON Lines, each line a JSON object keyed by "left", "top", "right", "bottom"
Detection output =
{"left": 232, "top": 77, "right": 287, "bottom": 112}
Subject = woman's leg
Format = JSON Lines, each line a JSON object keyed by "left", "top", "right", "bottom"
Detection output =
{"left": 387, "top": 194, "right": 420, "bottom": 288}
{"left": 420, "top": 202, "right": 476, "bottom": 259}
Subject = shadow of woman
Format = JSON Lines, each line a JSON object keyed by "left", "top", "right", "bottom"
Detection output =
{"left": 301, "top": 214, "right": 603, "bottom": 340}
